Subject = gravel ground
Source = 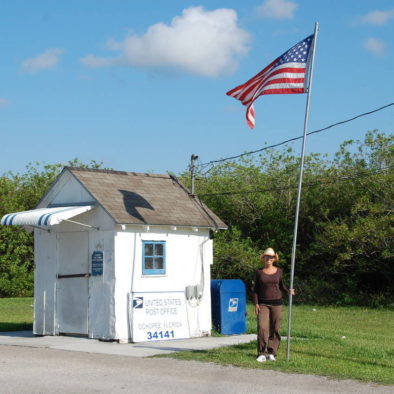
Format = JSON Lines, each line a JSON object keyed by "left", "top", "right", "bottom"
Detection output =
{"left": 0, "top": 345, "right": 392, "bottom": 394}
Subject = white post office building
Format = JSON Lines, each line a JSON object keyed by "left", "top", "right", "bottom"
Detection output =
{"left": 1, "top": 167, "right": 227, "bottom": 342}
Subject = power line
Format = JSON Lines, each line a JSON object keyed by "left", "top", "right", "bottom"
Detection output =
{"left": 197, "top": 101, "right": 394, "bottom": 168}
{"left": 197, "top": 166, "right": 394, "bottom": 197}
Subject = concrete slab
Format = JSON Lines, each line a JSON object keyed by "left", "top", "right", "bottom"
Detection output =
{"left": 0, "top": 331, "right": 256, "bottom": 357}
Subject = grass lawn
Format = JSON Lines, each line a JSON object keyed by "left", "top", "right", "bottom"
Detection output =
{"left": 159, "top": 303, "right": 394, "bottom": 385}
{"left": 0, "top": 297, "right": 33, "bottom": 331}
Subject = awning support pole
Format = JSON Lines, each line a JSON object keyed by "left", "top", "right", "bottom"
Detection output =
{"left": 63, "top": 219, "right": 99, "bottom": 230}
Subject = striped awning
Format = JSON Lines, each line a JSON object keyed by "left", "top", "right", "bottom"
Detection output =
{"left": 1, "top": 205, "right": 94, "bottom": 227}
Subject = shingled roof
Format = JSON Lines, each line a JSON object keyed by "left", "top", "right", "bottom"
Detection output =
{"left": 67, "top": 167, "right": 227, "bottom": 229}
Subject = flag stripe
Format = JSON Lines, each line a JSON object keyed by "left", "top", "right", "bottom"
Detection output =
{"left": 246, "top": 104, "right": 255, "bottom": 128}
{"left": 241, "top": 77, "right": 306, "bottom": 105}
{"left": 259, "top": 87, "right": 305, "bottom": 95}
{"left": 225, "top": 59, "right": 278, "bottom": 96}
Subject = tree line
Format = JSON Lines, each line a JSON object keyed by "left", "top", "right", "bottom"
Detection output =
{"left": 186, "top": 130, "right": 394, "bottom": 306}
{"left": 0, "top": 131, "right": 393, "bottom": 306}
{"left": 0, "top": 160, "right": 102, "bottom": 297}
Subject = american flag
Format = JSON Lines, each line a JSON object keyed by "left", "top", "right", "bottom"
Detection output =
{"left": 227, "top": 34, "right": 315, "bottom": 129}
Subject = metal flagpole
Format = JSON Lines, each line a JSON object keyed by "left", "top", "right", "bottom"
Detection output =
{"left": 286, "top": 21, "right": 319, "bottom": 361}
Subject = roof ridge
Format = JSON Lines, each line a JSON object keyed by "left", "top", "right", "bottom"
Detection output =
{"left": 67, "top": 167, "right": 169, "bottom": 178}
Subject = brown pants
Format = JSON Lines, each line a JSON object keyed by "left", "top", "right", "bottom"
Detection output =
{"left": 257, "top": 304, "right": 282, "bottom": 356}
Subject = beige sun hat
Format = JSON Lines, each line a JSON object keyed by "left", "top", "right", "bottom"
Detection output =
{"left": 261, "top": 248, "right": 279, "bottom": 261}
{"left": 262, "top": 248, "right": 276, "bottom": 256}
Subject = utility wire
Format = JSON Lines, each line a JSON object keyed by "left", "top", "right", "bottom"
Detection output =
{"left": 197, "top": 165, "right": 394, "bottom": 197}
{"left": 197, "top": 102, "right": 394, "bottom": 168}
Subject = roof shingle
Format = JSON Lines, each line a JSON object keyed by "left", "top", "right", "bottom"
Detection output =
{"left": 67, "top": 167, "right": 227, "bottom": 229}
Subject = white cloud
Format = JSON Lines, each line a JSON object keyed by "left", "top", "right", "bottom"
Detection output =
{"left": 21, "top": 48, "right": 64, "bottom": 74}
{"left": 363, "top": 37, "right": 385, "bottom": 56}
{"left": 256, "top": 0, "right": 298, "bottom": 20}
{"left": 81, "top": 6, "right": 250, "bottom": 77}
{"left": 0, "top": 98, "right": 9, "bottom": 108}
{"left": 360, "top": 9, "right": 394, "bottom": 25}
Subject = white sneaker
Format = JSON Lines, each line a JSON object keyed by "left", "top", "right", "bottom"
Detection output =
{"left": 268, "top": 354, "right": 276, "bottom": 361}
{"left": 256, "top": 355, "right": 266, "bottom": 363}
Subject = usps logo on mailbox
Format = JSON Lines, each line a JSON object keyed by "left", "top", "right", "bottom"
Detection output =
{"left": 228, "top": 298, "right": 239, "bottom": 312}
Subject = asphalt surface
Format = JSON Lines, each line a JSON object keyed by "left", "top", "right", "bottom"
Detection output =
{"left": 0, "top": 332, "right": 392, "bottom": 393}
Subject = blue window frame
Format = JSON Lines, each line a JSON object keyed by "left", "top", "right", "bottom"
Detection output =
{"left": 142, "top": 241, "right": 166, "bottom": 275}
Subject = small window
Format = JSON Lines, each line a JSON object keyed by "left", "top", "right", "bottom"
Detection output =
{"left": 142, "top": 241, "right": 166, "bottom": 275}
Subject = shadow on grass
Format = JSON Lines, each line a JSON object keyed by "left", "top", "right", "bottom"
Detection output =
{"left": 0, "top": 322, "right": 32, "bottom": 332}
{"left": 293, "top": 349, "right": 394, "bottom": 369}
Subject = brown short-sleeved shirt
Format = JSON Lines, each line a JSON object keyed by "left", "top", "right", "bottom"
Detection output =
{"left": 253, "top": 267, "right": 289, "bottom": 305}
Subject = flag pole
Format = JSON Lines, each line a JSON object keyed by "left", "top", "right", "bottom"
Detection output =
{"left": 286, "top": 21, "right": 319, "bottom": 361}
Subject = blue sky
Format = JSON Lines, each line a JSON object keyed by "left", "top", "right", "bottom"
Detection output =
{"left": 1, "top": 0, "right": 393, "bottom": 175}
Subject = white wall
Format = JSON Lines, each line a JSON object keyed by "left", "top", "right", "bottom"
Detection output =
{"left": 114, "top": 226, "right": 213, "bottom": 342}
{"left": 51, "top": 206, "right": 114, "bottom": 232}
{"left": 113, "top": 231, "right": 135, "bottom": 342}
{"left": 33, "top": 229, "right": 57, "bottom": 335}
{"left": 37, "top": 170, "right": 94, "bottom": 208}
{"left": 88, "top": 229, "right": 116, "bottom": 340}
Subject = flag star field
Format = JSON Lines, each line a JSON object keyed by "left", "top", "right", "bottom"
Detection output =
{"left": 279, "top": 36, "right": 312, "bottom": 64}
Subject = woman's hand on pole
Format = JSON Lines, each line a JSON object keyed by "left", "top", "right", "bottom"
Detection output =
{"left": 289, "top": 288, "right": 296, "bottom": 296}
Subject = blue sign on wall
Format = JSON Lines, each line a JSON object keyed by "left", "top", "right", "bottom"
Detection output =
{"left": 92, "top": 251, "right": 103, "bottom": 276}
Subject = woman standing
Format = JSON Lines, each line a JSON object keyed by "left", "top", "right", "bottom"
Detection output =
{"left": 254, "top": 248, "right": 295, "bottom": 362}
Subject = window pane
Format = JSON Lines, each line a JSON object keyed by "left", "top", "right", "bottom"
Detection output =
{"left": 144, "top": 243, "right": 153, "bottom": 256}
{"left": 155, "top": 243, "right": 163, "bottom": 256}
{"left": 155, "top": 257, "right": 163, "bottom": 270}
{"left": 145, "top": 257, "right": 153, "bottom": 270}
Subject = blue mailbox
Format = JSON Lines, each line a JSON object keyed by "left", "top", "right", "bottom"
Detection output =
{"left": 211, "top": 279, "right": 247, "bottom": 335}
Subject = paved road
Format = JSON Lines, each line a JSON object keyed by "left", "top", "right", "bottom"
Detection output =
{"left": 0, "top": 345, "right": 392, "bottom": 394}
